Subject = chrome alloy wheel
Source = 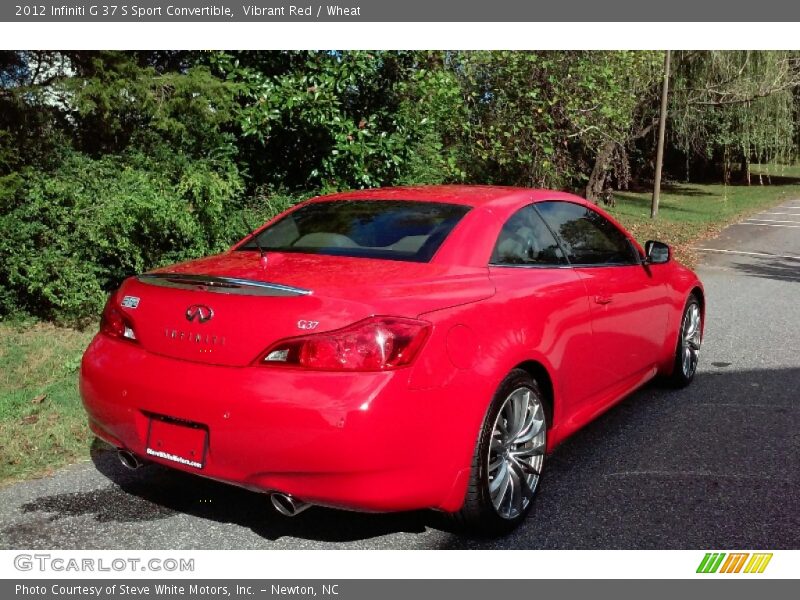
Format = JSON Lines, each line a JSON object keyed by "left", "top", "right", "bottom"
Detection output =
{"left": 487, "top": 386, "right": 546, "bottom": 520}
{"left": 681, "top": 303, "right": 702, "bottom": 378}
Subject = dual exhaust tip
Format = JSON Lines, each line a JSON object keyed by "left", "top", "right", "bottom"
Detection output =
{"left": 117, "top": 450, "right": 310, "bottom": 517}
{"left": 118, "top": 449, "right": 144, "bottom": 470}
{"left": 270, "top": 493, "right": 311, "bottom": 517}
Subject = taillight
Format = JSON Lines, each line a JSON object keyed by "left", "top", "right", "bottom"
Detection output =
{"left": 259, "top": 316, "right": 430, "bottom": 371}
{"left": 100, "top": 294, "right": 138, "bottom": 342}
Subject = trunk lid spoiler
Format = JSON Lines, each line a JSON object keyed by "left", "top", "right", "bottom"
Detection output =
{"left": 137, "top": 273, "right": 312, "bottom": 297}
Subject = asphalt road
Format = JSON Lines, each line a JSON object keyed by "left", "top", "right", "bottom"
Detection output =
{"left": 2, "top": 201, "right": 799, "bottom": 550}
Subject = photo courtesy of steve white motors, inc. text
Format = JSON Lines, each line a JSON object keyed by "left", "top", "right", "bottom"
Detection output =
{"left": 15, "top": 584, "right": 263, "bottom": 598}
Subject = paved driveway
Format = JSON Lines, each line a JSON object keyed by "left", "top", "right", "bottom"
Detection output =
{"left": 1, "top": 201, "right": 798, "bottom": 549}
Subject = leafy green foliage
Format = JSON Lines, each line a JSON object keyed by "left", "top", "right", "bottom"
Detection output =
{"left": 670, "top": 51, "right": 799, "bottom": 181}
{"left": 212, "top": 50, "right": 462, "bottom": 191}
{"left": 0, "top": 52, "right": 253, "bottom": 324}
{"left": 1, "top": 50, "right": 799, "bottom": 325}
{"left": 0, "top": 151, "right": 243, "bottom": 323}
{"left": 450, "top": 51, "right": 663, "bottom": 189}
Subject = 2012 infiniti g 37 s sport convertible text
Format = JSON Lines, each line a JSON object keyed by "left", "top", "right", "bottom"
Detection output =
{"left": 80, "top": 186, "right": 704, "bottom": 535}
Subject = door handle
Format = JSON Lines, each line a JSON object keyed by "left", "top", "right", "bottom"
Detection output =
{"left": 594, "top": 295, "right": 613, "bottom": 305}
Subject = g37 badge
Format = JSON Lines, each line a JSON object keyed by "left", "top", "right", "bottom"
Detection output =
{"left": 297, "top": 320, "right": 319, "bottom": 330}
{"left": 121, "top": 296, "right": 140, "bottom": 309}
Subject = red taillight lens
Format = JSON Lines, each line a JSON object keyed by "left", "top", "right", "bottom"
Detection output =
{"left": 259, "top": 317, "right": 430, "bottom": 371}
{"left": 100, "top": 294, "right": 138, "bottom": 342}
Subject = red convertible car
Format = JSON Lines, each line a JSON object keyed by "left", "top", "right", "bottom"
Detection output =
{"left": 80, "top": 186, "right": 704, "bottom": 534}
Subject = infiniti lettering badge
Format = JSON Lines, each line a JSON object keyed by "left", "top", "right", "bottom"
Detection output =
{"left": 164, "top": 328, "right": 226, "bottom": 346}
{"left": 186, "top": 304, "right": 214, "bottom": 323}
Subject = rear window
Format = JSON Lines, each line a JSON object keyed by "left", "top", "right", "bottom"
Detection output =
{"left": 237, "top": 200, "right": 471, "bottom": 262}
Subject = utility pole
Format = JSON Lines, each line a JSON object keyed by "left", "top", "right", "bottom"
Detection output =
{"left": 651, "top": 49, "right": 671, "bottom": 219}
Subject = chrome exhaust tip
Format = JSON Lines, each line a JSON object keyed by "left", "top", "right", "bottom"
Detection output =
{"left": 117, "top": 450, "right": 143, "bottom": 470}
{"left": 270, "top": 493, "right": 311, "bottom": 517}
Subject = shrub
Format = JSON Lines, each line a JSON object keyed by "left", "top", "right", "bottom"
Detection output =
{"left": 0, "top": 151, "right": 249, "bottom": 325}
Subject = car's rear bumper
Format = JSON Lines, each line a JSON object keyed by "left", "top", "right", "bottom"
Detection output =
{"left": 79, "top": 334, "right": 474, "bottom": 513}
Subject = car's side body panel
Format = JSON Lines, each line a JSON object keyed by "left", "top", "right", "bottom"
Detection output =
{"left": 574, "top": 264, "right": 668, "bottom": 385}
{"left": 482, "top": 266, "right": 597, "bottom": 418}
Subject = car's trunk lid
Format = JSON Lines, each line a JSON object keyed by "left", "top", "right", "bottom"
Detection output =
{"left": 116, "top": 251, "right": 494, "bottom": 367}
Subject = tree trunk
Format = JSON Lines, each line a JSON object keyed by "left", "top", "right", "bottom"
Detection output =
{"left": 586, "top": 140, "right": 616, "bottom": 203}
{"left": 723, "top": 148, "right": 731, "bottom": 185}
{"left": 651, "top": 50, "right": 671, "bottom": 219}
{"left": 740, "top": 154, "right": 751, "bottom": 185}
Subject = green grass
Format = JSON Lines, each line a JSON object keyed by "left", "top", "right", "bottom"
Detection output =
{"left": 1, "top": 164, "right": 799, "bottom": 484}
{"left": 605, "top": 163, "right": 800, "bottom": 267}
{"left": 0, "top": 321, "right": 94, "bottom": 483}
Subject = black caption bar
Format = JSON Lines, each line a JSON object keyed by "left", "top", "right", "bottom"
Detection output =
{"left": 4, "top": 580, "right": 795, "bottom": 600}
{"left": 2, "top": 0, "right": 799, "bottom": 22}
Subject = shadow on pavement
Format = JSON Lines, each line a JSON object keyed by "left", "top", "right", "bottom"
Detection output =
{"left": 81, "top": 439, "right": 441, "bottom": 542}
{"left": 15, "top": 479, "right": 176, "bottom": 523}
{"left": 6, "top": 367, "right": 798, "bottom": 549}
{"left": 732, "top": 256, "right": 800, "bottom": 284}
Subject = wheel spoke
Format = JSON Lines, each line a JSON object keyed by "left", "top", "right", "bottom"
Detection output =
{"left": 684, "top": 306, "right": 701, "bottom": 344}
{"left": 511, "top": 401, "right": 538, "bottom": 440}
{"left": 508, "top": 460, "right": 535, "bottom": 506}
{"left": 496, "top": 417, "right": 509, "bottom": 435}
{"left": 502, "top": 400, "right": 516, "bottom": 437}
{"left": 508, "top": 464, "right": 522, "bottom": 515}
{"left": 489, "top": 460, "right": 509, "bottom": 495}
{"left": 488, "top": 455, "right": 504, "bottom": 472}
{"left": 685, "top": 310, "right": 694, "bottom": 336}
{"left": 509, "top": 390, "right": 527, "bottom": 437}
{"left": 510, "top": 445, "right": 544, "bottom": 460}
{"left": 512, "top": 457, "right": 541, "bottom": 478}
{"left": 513, "top": 417, "right": 544, "bottom": 445}
{"left": 490, "top": 464, "right": 512, "bottom": 512}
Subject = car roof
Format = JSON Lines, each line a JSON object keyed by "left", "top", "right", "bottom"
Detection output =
{"left": 302, "top": 185, "right": 639, "bottom": 264}
{"left": 310, "top": 185, "right": 587, "bottom": 210}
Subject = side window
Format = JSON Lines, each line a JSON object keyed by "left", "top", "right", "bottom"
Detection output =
{"left": 490, "top": 205, "right": 567, "bottom": 266}
{"left": 536, "top": 201, "right": 638, "bottom": 265}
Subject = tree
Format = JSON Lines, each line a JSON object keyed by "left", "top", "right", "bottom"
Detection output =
{"left": 0, "top": 51, "right": 246, "bottom": 322}
{"left": 669, "top": 51, "right": 800, "bottom": 183}
{"left": 444, "top": 51, "right": 663, "bottom": 200}
{"left": 211, "top": 50, "right": 463, "bottom": 192}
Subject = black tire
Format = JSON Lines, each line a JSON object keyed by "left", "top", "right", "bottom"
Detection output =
{"left": 665, "top": 294, "right": 702, "bottom": 388}
{"left": 451, "top": 368, "right": 547, "bottom": 536}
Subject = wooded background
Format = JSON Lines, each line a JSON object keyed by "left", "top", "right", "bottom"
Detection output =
{"left": 2, "top": 50, "right": 799, "bottom": 324}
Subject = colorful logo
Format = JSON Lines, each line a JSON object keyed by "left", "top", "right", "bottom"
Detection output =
{"left": 697, "top": 552, "right": 773, "bottom": 574}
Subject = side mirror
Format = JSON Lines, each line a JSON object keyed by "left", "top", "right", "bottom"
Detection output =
{"left": 644, "top": 240, "right": 670, "bottom": 265}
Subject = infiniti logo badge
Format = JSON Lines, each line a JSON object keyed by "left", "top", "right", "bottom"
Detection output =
{"left": 185, "top": 304, "right": 214, "bottom": 323}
